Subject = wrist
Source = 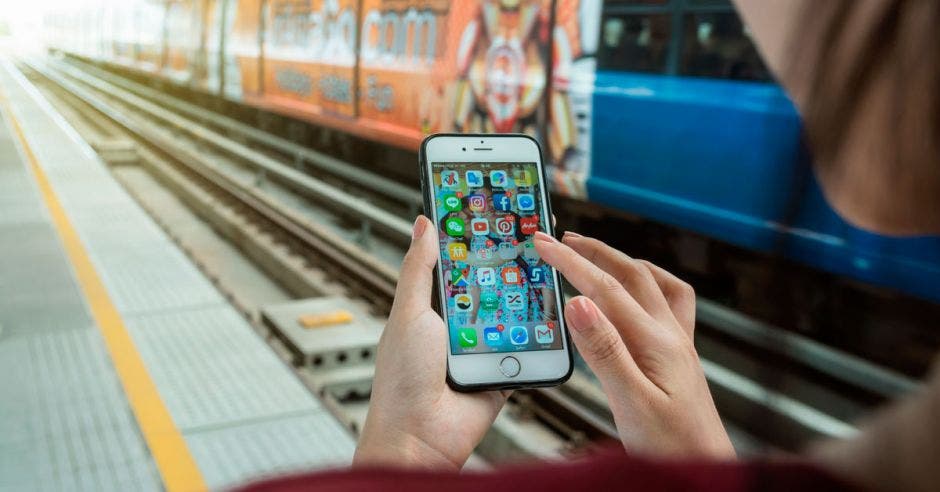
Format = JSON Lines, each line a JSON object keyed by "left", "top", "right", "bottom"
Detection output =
{"left": 353, "top": 426, "right": 461, "bottom": 471}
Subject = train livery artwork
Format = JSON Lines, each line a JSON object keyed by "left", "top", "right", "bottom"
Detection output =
{"left": 44, "top": 0, "right": 940, "bottom": 305}
{"left": 46, "top": 0, "right": 593, "bottom": 196}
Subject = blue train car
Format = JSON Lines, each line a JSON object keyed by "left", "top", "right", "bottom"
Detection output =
{"left": 584, "top": 0, "right": 940, "bottom": 303}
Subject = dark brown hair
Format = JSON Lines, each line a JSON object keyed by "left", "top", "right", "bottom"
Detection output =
{"left": 787, "top": 0, "right": 940, "bottom": 233}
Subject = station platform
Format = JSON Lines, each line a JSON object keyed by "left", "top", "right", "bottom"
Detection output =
{"left": 0, "top": 60, "right": 354, "bottom": 491}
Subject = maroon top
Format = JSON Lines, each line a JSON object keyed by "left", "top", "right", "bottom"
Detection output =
{"left": 237, "top": 446, "right": 857, "bottom": 492}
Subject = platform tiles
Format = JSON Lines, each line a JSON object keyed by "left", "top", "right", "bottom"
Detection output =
{"left": 0, "top": 60, "right": 355, "bottom": 492}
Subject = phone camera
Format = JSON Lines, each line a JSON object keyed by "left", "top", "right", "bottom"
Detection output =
{"left": 462, "top": 147, "right": 466, "bottom": 151}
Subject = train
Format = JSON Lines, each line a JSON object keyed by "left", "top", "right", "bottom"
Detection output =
{"left": 43, "top": 0, "right": 940, "bottom": 305}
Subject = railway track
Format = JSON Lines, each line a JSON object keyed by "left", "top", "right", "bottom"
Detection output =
{"left": 21, "top": 55, "right": 922, "bottom": 459}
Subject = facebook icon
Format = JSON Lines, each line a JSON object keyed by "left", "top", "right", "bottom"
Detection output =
{"left": 493, "top": 193, "right": 512, "bottom": 211}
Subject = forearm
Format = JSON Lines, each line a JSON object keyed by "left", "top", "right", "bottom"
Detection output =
{"left": 809, "top": 357, "right": 940, "bottom": 492}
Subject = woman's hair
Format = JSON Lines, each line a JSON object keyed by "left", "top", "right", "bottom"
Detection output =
{"left": 787, "top": 1, "right": 940, "bottom": 233}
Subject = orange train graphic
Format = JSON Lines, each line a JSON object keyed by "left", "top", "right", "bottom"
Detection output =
{"left": 45, "top": 0, "right": 594, "bottom": 198}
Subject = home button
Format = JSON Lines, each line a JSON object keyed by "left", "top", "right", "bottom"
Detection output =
{"left": 498, "top": 356, "right": 521, "bottom": 378}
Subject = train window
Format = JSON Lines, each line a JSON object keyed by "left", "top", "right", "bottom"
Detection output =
{"left": 597, "top": 14, "right": 671, "bottom": 73}
{"left": 678, "top": 12, "right": 771, "bottom": 82}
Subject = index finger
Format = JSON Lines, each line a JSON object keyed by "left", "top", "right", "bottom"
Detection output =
{"left": 534, "top": 232, "right": 655, "bottom": 345}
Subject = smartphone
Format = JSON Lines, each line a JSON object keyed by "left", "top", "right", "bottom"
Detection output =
{"left": 419, "top": 133, "right": 573, "bottom": 391}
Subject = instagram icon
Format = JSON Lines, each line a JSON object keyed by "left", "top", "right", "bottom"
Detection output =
{"left": 468, "top": 194, "right": 486, "bottom": 212}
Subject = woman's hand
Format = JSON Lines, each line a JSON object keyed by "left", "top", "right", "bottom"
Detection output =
{"left": 353, "top": 216, "right": 509, "bottom": 470}
{"left": 535, "top": 231, "right": 735, "bottom": 459}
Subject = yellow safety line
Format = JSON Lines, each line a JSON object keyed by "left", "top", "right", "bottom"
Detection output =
{"left": 0, "top": 89, "right": 207, "bottom": 492}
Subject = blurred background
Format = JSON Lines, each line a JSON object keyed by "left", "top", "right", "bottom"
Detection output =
{"left": 0, "top": 1, "right": 938, "bottom": 490}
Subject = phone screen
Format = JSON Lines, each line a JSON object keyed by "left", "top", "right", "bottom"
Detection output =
{"left": 431, "top": 161, "right": 563, "bottom": 355}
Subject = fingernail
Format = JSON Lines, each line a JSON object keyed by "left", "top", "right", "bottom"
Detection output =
{"left": 567, "top": 297, "right": 598, "bottom": 332}
{"left": 563, "top": 231, "right": 581, "bottom": 240}
{"left": 412, "top": 216, "right": 427, "bottom": 241}
{"left": 534, "top": 231, "right": 557, "bottom": 244}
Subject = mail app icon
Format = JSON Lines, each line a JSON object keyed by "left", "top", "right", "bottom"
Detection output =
{"left": 534, "top": 324, "right": 553, "bottom": 344}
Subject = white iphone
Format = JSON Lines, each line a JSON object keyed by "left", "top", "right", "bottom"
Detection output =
{"left": 419, "top": 134, "right": 572, "bottom": 391}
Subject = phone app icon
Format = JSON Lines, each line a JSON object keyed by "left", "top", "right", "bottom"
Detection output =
{"left": 498, "top": 241, "right": 518, "bottom": 260}
{"left": 476, "top": 267, "right": 496, "bottom": 286}
{"left": 458, "top": 328, "right": 477, "bottom": 348}
{"left": 493, "top": 193, "right": 512, "bottom": 212}
{"left": 504, "top": 292, "right": 524, "bottom": 311}
{"left": 517, "top": 193, "right": 535, "bottom": 211}
{"left": 535, "top": 324, "right": 553, "bottom": 344}
{"left": 481, "top": 292, "right": 499, "bottom": 310}
{"left": 501, "top": 266, "right": 522, "bottom": 284}
{"left": 490, "top": 170, "right": 508, "bottom": 187}
{"left": 483, "top": 327, "right": 502, "bottom": 346}
{"left": 442, "top": 194, "right": 462, "bottom": 212}
{"left": 468, "top": 194, "right": 487, "bottom": 212}
{"left": 475, "top": 247, "right": 493, "bottom": 261}
{"left": 519, "top": 215, "right": 539, "bottom": 235}
{"left": 510, "top": 326, "right": 529, "bottom": 345}
{"left": 471, "top": 218, "right": 489, "bottom": 235}
{"left": 454, "top": 293, "right": 473, "bottom": 312}
{"left": 445, "top": 217, "right": 465, "bottom": 237}
{"left": 448, "top": 242, "right": 468, "bottom": 261}
{"left": 451, "top": 268, "right": 469, "bottom": 287}
{"left": 523, "top": 241, "right": 540, "bottom": 261}
{"left": 527, "top": 266, "right": 545, "bottom": 285}
{"left": 466, "top": 171, "right": 484, "bottom": 187}
{"left": 441, "top": 170, "right": 459, "bottom": 188}
{"left": 516, "top": 170, "right": 534, "bottom": 187}
{"left": 495, "top": 216, "right": 515, "bottom": 235}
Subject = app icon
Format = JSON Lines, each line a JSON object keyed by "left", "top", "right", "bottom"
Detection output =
{"left": 523, "top": 241, "right": 540, "bottom": 261}
{"left": 471, "top": 218, "right": 489, "bottom": 235}
{"left": 527, "top": 266, "right": 545, "bottom": 285}
{"left": 504, "top": 292, "right": 524, "bottom": 310}
{"left": 481, "top": 292, "right": 499, "bottom": 310}
{"left": 495, "top": 216, "right": 515, "bottom": 235}
{"left": 515, "top": 170, "right": 534, "bottom": 187}
{"left": 451, "top": 268, "right": 469, "bottom": 287}
{"left": 475, "top": 247, "right": 493, "bottom": 261}
{"left": 468, "top": 194, "right": 486, "bottom": 212}
{"left": 501, "top": 267, "right": 522, "bottom": 284}
{"left": 509, "top": 326, "right": 529, "bottom": 345}
{"left": 448, "top": 242, "right": 468, "bottom": 261}
{"left": 535, "top": 324, "right": 553, "bottom": 344}
{"left": 517, "top": 193, "right": 535, "bottom": 211}
{"left": 498, "top": 242, "right": 518, "bottom": 260}
{"left": 442, "top": 194, "right": 462, "bottom": 212}
{"left": 493, "top": 193, "right": 512, "bottom": 212}
{"left": 519, "top": 215, "right": 539, "bottom": 235}
{"left": 454, "top": 293, "right": 473, "bottom": 312}
{"left": 476, "top": 267, "right": 496, "bottom": 286}
{"left": 445, "top": 217, "right": 465, "bottom": 237}
{"left": 458, "top": 328, "right": 477, "bottom": 348}
{"left": 483, "top": 327, "right": 502, "bottom": 346}
{"left": 490, "top": 170, "right": 508, "bottom": 187}
{"left": 466, "top": 170, "right": 484, "bottom": 187}
{"left": 441, "top": 170, "right": 460, "bottom": 188}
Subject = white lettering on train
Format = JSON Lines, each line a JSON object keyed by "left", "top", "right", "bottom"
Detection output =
{"left": 269, "top": 0, "right": 356, "bottom": 61}
{"left": 360, "top": 7, "right": 437, "bottom": 64}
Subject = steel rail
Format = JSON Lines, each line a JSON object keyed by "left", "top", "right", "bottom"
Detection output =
{"left": 42, "top": 59, "right": 414, "bottom": 246}
{"left": 26, "top": 60, "right": 400, "bottom": 306}
{"left": 56, "top": 56, "right": 423, "bottom": 212}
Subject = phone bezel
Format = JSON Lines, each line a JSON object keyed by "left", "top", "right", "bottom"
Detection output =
{"left": 419, "top": 133, "right": 573, "bottom": 392}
